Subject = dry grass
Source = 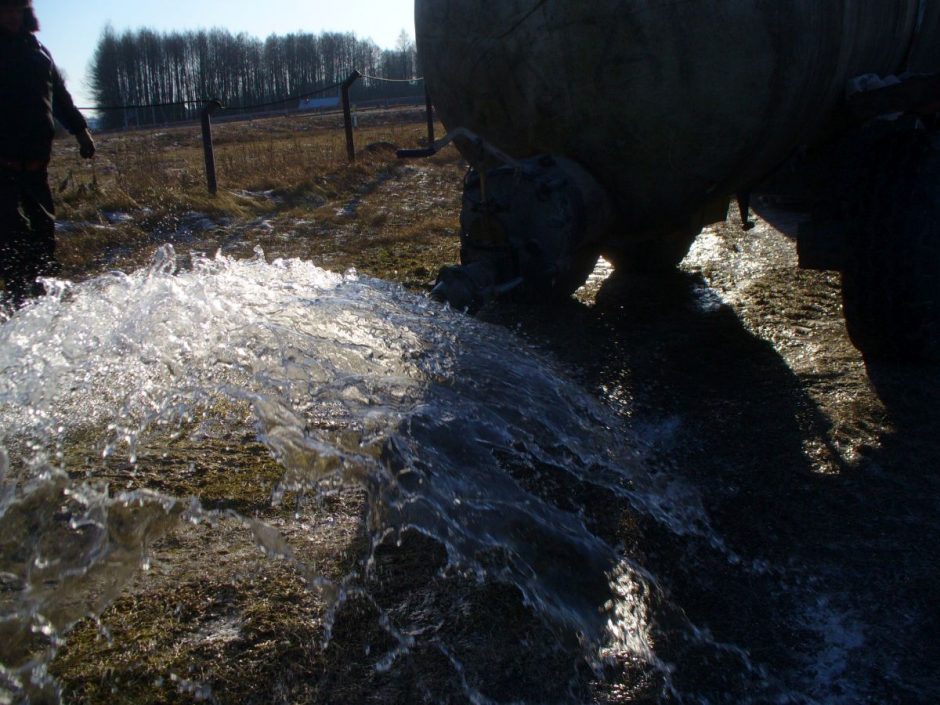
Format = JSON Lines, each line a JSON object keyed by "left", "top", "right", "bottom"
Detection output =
{"left": 47, "top": 107, "right": 463, "bottom": 286}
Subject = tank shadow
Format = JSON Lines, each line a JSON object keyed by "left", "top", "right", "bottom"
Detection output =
{"left": 469, "top": 269, "right": 939, "bottom": 702}
{"left": 315, "top": 529, "right": 598, "bottom": 705}
{"left": 849, "top": 359, "right": 940, "bottom": 695}
{"left": 316, "top": 268, "right": 939, "bottom": 703}
{"left": 333, "top": 269, "right": 826, "bottom": 701}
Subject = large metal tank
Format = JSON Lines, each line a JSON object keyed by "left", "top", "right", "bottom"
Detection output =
{"left": 416, "top": 1, "right": 940, "bottom": 247}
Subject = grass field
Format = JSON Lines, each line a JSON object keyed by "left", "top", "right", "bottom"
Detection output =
{"left": 47, "top": 106, "right": 464, "bottom": 289}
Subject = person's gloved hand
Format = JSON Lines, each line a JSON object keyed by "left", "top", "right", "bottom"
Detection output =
{"left": 77, "top": 128, "right": 95, "bottom": 159}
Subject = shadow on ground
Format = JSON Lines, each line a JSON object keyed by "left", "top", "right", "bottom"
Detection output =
{"left": 418, "top": 268, "right": 940, "bottom": 703}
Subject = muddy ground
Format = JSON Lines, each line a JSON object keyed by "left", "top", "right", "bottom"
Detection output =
{"left": 30, "top": 144, "right": 940, "bottom": 703}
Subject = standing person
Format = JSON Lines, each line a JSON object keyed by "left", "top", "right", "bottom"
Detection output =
{"left": 1, "top": 0, "right": 95, "bottom": 308}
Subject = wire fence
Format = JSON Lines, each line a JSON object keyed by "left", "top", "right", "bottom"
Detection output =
{"left": 201, "top": 71, "right": 433, "bottom": 193}
{"left": 64, "top": 70, "right": 438, "bottom": 197}
{"left": 78, "top": 73, "right": 426, "bottom": 130}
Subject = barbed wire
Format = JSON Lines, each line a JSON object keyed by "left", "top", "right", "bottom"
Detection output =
{"left": 76, "top": 72, "right": 413, "bottom": 113}
{"left": 358, "top": 73, "right": 424, "bottom": 83}
{"left": 78, "top": 98, "right": 202, "bottom": 111}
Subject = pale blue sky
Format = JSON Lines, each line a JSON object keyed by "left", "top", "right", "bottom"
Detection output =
{"left": 34, "top": 0, "right": 416, "bottom": 109}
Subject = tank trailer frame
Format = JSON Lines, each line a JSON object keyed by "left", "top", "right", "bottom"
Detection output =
{"left": 400, "top": 70, "right": 940, "bottom": 361}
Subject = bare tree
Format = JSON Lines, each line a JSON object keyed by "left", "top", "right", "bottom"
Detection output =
{"left": 90, "top": 26, "right": 425, "bottom": 128}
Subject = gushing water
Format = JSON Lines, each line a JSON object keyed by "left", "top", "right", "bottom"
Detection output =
{"left": 0, "top": 247, "right": 694, "bottom": 703}
{"left": 0, "top": 246, "right": 892, "bottom": 705}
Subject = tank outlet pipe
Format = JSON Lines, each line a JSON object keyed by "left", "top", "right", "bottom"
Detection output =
{"left": 397, "top": 127, "right": 523, "bottom": 170}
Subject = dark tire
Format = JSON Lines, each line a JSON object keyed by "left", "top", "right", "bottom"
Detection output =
{"left": 841, "top": 131, "right": 940, "bottom": 362}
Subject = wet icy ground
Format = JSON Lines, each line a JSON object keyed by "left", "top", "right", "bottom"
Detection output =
{"left": 2, "top": 181, "right": 938, "bottom": 704}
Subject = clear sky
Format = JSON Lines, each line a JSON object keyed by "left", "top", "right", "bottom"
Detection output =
{"left": 34, "top": 0, "right": 416, "bottom": 109}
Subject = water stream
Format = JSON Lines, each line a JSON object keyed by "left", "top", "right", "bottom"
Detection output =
{"left": 0, "top": 246, "right": 932, "bottom": 704}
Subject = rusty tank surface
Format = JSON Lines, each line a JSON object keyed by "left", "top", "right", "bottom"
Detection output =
{"left": 410, "top": 0, "right": 940, "bottom": 361}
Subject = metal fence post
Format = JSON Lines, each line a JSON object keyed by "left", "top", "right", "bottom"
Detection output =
{"left": 201, "top": 98, "right": 224, "bottom": 195}
{"left": 342, "top": 71, "right": 362, "bottom": 162}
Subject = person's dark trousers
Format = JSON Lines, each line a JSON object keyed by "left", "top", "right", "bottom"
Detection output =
{"left": 0, "top": 168, "right": 56, "bottom": 307}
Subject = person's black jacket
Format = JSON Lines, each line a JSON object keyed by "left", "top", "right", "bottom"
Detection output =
{"left": 0, "top": 30, "right": 87, "bottom": 162}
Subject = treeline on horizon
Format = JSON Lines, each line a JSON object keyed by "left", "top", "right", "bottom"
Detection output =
{"left": 90, "top": 26, "right": 422, "bottom": 129}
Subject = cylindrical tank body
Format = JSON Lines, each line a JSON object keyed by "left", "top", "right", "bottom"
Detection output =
{"left": 416, "top": 1, "right": 940, "bottom": 238}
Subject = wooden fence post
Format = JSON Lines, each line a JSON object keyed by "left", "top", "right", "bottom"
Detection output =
{"left": 201, "top": 99, "right": 224, "bottom": 195}
{"left": 342, "top": 71, "right": 362, "bottom": 162}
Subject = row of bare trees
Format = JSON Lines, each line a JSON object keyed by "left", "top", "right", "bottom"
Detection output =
{"left": 89, "top": 26, "right": 421, "bottom": 129}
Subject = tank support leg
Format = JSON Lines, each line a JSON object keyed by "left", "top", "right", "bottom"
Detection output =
{"left": 736, "top": 191, "right": 755, "bottom": 231}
